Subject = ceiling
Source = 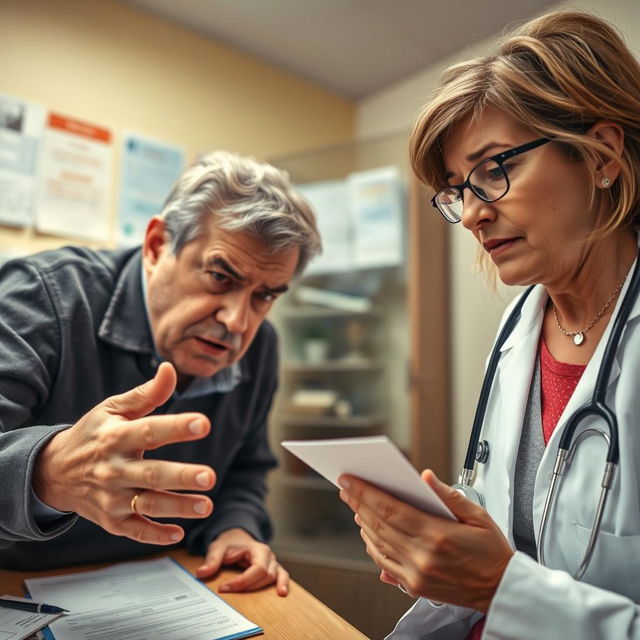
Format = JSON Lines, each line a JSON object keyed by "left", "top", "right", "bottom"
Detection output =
{"left": 123, "top": 0, "right": 556, "bottom": 99}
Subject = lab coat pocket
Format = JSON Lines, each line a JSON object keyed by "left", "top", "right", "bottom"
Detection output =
{"left": 573, "top": 523, "right": 640, "bottom": 601}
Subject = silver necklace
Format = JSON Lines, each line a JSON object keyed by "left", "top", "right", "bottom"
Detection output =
{"left": 552, "top": 275, "right": 627, "bottom": 346}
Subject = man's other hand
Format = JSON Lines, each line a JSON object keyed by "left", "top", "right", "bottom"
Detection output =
{"left": 196, "top": 528, "right": 289, "bottom": 596}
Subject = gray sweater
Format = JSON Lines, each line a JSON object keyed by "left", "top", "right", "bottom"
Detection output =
{"left": 0, "top": 246, "right": 278, "bottom": 570}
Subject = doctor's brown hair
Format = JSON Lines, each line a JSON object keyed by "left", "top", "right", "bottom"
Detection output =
{"left": 409, "top": 11, "right": 640, "bottom": 236}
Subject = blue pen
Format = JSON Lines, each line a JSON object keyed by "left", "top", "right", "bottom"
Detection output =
{"left": 0, "top": 598, "right": 69, "bottom": 615}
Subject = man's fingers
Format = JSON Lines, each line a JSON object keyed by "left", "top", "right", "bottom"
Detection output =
{"left": 195, "top": 545, "right": 226, "bottom": 579}
{"left": 116, "top": 516, "right": 185, "bottom": 546}
{"left": 119, "top": 412, "right": 211, "bottom": 453}
{"left": 130, "top": 489, "right": 213, "bottom": 519}
{"left": 122, "top": 460, "right": 216, "bottom": 492}
{"left": 275, "top": 564, "right": 290, "bottom": 596}
{"left": 219, "top": 562, "right": 272, "bottom": 593}
{"left": 105, "top": 362, "right": 177, "bottom": 420}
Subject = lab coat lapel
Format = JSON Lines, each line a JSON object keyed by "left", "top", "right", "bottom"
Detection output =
{"left": 489, "top": 286, "right": 547, "bottom": 536}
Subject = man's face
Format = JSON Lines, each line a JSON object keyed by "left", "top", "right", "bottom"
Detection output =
{"left": 143, "top": 216, "right": 299, "bottom": 383}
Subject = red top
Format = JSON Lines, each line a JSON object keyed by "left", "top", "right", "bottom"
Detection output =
{"left": 465, "top": 339, "right": 586, "bottom": 639}
{"left": 540, "top": 339, "right": 586, "bottom": 443}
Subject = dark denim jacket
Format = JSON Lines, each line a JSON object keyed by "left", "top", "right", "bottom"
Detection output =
{"left": 0, "top": 246, "right": 277, "bottom": 570}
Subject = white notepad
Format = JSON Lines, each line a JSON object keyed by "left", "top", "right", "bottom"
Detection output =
{"left": 25, "top": 557, "right": 262, "bottom": 640}
{"left": 281, "top": 435, "right": 455, "bottom": 520}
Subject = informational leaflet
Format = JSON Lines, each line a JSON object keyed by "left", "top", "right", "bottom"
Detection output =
{"left": 117, "top": 133, "right": 185, "bottom": 247}
{"left": 35, "top": 112, "right": 113, "bottom": 242}
{"left": 25, "top": 557, "right": 262, "bottom": 640}
{"left": 0, "top": 93, "right": 46, "bottom": 227}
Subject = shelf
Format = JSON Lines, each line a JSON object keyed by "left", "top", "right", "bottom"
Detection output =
{"left": 271, "top": 531, "right": 376, "bottom": 572}
{"left": 279, "top": 473, "right": 334, "bottom": 490}
{"left": 280, "top": 415, "right": 386, "bottom": 429}
{"left": 280, "top": 305, "right": 382, "bottom": 320}
{"left": 282, "top": 360, "right": 381, "bottom": 373}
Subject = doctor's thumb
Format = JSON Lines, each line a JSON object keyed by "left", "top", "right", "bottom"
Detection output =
{"left": 421, "top": 469, "right": 486, "bottom": 523}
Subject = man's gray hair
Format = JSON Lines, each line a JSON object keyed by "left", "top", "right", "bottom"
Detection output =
{"left": 161, "top": 150, "right": 322, "bottom": 276}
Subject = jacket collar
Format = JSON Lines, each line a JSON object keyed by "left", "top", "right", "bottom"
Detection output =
{"left": 98, "top": 249, "right": 154, "bottom": 354}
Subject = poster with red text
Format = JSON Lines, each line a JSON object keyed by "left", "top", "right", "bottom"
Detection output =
{"left": 35, "top": 112, "right": 113, "bottom": 241}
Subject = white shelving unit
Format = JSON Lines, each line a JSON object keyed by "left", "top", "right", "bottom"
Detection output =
{"left": 267, "top": 274, "right": 409, "bottom": 567}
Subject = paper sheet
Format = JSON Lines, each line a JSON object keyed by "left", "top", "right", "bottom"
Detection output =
{"left": 35, "top": 112, "right": 113, "bottom": 242}
{"left": 281, "top": 435, "right": 455, "bottom": 520}
{"left": 0, "top": 596, "right": 63, "bottom": 640}
{"left": 25, "top": 557, "right": 262, "bottom": 640}
{"left": 0, "top": 93, "right": 45, "bottom": 228}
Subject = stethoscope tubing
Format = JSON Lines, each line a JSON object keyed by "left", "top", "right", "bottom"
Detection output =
{"left": 460, "top": 251, "right": 640, "bottom": 578}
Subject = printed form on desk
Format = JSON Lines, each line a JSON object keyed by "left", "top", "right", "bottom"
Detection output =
{"left": 25, "top": 557, "right": 262, "bottom": 640}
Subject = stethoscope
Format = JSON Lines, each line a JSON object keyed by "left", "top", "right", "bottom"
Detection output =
{"left": 454, "top": 253, "right": 640, "bottom": 580}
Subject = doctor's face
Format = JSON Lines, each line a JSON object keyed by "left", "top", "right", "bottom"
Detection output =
{"left": 441, "top": 108, "right": 599, "bottom": 288}
{"left": 143, "top": 216, "right": 298, "bottom": 384}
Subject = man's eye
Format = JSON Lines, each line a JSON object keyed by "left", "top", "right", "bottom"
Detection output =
{"left": 256, "top": 291, "right": 276, "bottom": 303}
{"left": 209, "top": 271, "right": 230, "bottom": 283}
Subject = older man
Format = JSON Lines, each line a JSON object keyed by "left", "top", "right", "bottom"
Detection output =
{"left": 0, "top": 151, "right": 321, "bottom": 595}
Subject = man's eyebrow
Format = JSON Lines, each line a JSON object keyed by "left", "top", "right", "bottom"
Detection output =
{"left": 444, "top": 142, "right": 511, "bottom": 180}
{"left": 205, "top": 257, "right": 290, "bottom": 294}
{"left": 205, "top": 257, "right": 246, "bottom": 281}
{"left": 263, "top": 284, "right": 290, "bottom": 295}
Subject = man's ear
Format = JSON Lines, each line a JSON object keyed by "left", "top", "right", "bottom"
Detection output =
{"left": 587, "top": 121, "right": 625, "bottom": 186}
{"left": 143, "top": 216, "right": 169, "bottom": 268}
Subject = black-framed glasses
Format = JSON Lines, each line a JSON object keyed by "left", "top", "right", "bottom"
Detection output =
{"left": 431, "top": 137, "right": 551, "bottom": 223}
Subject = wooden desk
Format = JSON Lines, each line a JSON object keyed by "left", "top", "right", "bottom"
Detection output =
{"left": 0, "top": 549, "right": 369, "bottom": 639}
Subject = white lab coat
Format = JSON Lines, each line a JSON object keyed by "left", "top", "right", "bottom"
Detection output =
{"left": 387, "top": 252, "right": 640, "bottom": 639}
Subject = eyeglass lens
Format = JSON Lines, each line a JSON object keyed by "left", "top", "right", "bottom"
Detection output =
{"left": 435, "top": 158, "right": 509, "bottom": 223}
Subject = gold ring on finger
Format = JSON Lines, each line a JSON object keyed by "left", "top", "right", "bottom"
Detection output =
{"left": 130, "top": 490, "right": 143, "bottom": 515}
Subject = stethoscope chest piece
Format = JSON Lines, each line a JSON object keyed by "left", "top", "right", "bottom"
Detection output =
{"left": 475, "top": 440, "right": 490, "bottom": 464}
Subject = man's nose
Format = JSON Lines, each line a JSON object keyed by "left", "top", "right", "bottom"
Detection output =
{"left": 217, "top": 291, "right": 251, "bottom": 335}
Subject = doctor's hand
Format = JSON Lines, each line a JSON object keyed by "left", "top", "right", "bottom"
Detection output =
{"left": 339, "top": 470, "right": 514, "bottom": 613}
{"left": 196, "top": 528, "right": 290, "bottom": 596}
{"left": 32, "top": 362, "right": 216, "bottom": 545}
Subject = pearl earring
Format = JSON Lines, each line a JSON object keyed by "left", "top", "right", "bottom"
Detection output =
{"left": 601, "top": 176, "right": 611, "bottom": 187}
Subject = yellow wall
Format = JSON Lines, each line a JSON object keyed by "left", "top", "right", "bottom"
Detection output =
{"left": 0, "top": 0, "right": 355, "bottom": 253}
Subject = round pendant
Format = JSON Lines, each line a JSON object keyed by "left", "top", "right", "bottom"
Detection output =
{"left": 573, "top": 332, "right": 585, "bottom": 346}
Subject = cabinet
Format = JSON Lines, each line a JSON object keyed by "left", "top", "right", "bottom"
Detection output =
{"left": 266, "top": 133, "right": 450, "bottom": 639}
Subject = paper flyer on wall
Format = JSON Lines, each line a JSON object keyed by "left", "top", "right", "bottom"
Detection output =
{"left": 0, "top": 93, "right": 46, "bottom": 228}
{"left": 348, "top": 166, "right": 405, "bottom": 269}
{"left": 296, "top": 179, "right": 353, "bottom": 274}
{"left": 117, "top": 133, "right": 185, "bottom": 246}
{"left": 35, "top": 112, "right": 113, "bottom": 242}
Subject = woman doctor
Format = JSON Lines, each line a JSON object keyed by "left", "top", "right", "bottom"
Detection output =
{"left": 338, "top": 11, "right": 640, "bottom": 640}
